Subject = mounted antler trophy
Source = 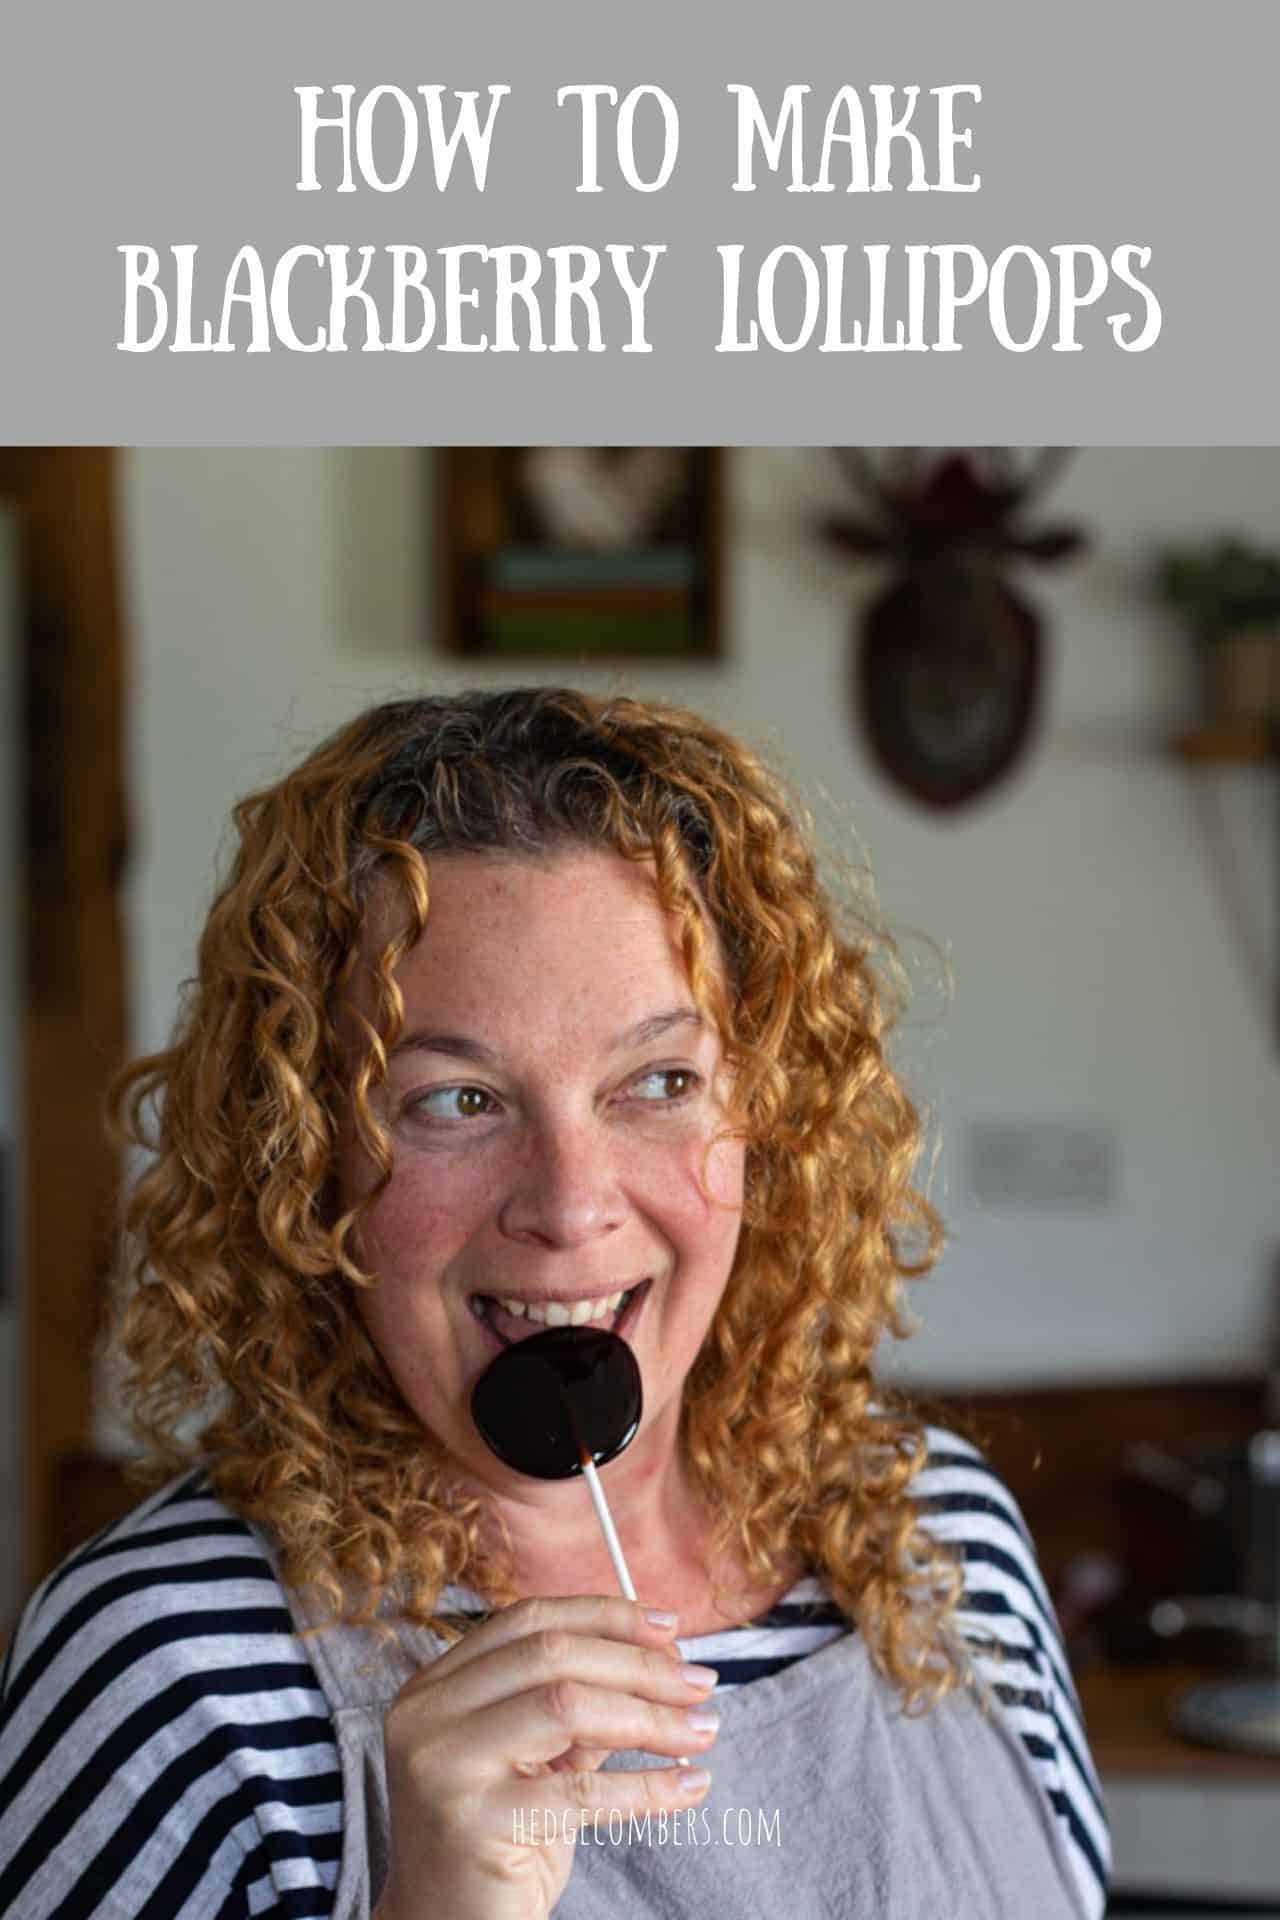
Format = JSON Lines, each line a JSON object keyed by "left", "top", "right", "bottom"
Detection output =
{"left": 823, "top": 449, "right": 1087, "bottom": 810}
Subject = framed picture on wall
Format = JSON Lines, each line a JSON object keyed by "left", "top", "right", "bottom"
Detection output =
{"left": 436, "top": 448, "right": 723, "bottom": 659}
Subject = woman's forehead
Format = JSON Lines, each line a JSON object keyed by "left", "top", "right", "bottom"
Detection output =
{"left": 350, "top": 847, "right": 685, "bottom": 981}
{"left": 348, "top": 847, "right": 727, "bottom": 1027}
{"left": 358, "top": 845, "right": 660, "bottom": 936}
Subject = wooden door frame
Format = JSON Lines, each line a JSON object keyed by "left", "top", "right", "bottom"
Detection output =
{"left": 0, "top": 449, "right": 128, "bottom": 1602}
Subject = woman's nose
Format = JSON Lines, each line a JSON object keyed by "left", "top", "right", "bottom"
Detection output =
{"left": 496, "top": 1115, "right": 627, "bottom": 1249}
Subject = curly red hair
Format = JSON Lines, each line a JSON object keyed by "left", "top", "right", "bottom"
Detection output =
{"left": 110, "top": 688, "right": 960, "bottom": 1704}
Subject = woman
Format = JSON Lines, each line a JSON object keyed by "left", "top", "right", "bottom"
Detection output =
{"left": 0, "top": 688, "right": 1108, "bottom": 1919}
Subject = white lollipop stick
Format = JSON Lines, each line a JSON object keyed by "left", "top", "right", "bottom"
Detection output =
{"left": 580, "top": 1453, "right": 637, "bottom": 1600}
{"left": 580, "top": 1451, "right": 691, "bottom": 1765}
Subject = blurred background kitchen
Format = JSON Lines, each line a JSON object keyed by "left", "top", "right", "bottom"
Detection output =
{"left": 2, "top": 447, "right": 1278, "bottom": 1915}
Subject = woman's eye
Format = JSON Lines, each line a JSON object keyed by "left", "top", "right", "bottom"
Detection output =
{"left": 412, "top": 1085, "right": 497, "bottom": 1122}
{"left": 630, "top": 1067, "right": 701, "bottom": 1103}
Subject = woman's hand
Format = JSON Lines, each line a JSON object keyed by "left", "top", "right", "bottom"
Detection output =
{"left": 373, "top": 1596, "right": 719, "bottom": 1920}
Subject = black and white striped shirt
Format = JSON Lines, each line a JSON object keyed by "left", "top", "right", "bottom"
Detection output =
{"left": 0, "top": 1430, "right": 1109, "bottom": 1918}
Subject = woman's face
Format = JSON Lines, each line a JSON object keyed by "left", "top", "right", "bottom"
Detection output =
{"left": 336, "top": 847, "right": 746, "bottom": 1491}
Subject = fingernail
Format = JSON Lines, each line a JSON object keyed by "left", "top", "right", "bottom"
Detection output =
{"left": 680, "top": 1663, "right": 718, "bottom": 1689}
{"left": 686, "top": 1707, "right": 720, "bottom": 1733}
{"left": 679, "top": 1768, "right": 712, "bottom": 1793}
{"left": 644, "top": 1608, "right": 679, "bottom": 1629}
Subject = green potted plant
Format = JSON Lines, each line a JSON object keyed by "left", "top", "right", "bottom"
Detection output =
{"left": 1156, "top": 538, "right": 1280, "bottom": 724}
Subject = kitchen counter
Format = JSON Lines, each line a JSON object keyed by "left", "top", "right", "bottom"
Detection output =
{"left": 1079, "top": 1660, "right": 1280, "bottom": 1782}
{"left": 1079, "top": 1661, "right": 1280, "bottom": 1908}
{"left": 947, "top": 1376, "right": 1280, "bottom": 1906}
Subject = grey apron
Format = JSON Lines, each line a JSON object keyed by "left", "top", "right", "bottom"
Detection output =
{"left": 282, "top": 1581, "right": 1087, "bottom": 1920}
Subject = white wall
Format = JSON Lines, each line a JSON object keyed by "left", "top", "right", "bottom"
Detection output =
{"left": 116, "top": 448, "right": 1280, "bottom": 1394}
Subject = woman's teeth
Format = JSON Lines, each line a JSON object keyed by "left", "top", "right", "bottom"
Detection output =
{"left": 470, "top": 1287, "right": 635, "bottom": 1329}
{"left": 502, "top": 1290, "right": 625, "bottom": 1326}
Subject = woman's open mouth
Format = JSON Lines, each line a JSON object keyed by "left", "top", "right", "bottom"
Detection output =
{"left": 468, "top": 1279, "right": 650, "bottom": 1350}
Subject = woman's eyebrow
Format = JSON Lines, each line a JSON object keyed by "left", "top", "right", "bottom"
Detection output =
{"left": 390, "top": 1007, "right": 702, "bottom": 1066}
{"left": 608, "top": 1007, "right": 702, "bottom": 1053}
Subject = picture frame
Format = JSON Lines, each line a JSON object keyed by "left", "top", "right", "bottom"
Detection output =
{"left": 436, "top": 448, "right": 723, "bottom": 659}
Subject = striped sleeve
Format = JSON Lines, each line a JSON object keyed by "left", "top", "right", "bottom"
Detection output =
{"left": 0, "top": 1475, "right": 343, "bottom": 1920}
{"left": 913, "top": 1428, "right": 1112, "bottom": 1920}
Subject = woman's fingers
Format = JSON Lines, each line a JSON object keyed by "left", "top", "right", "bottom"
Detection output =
{"left": 543, "top": 1743, "right": 612, "bottom": 1776}
{"left": 412, "top": 1618, "right": 715, "bottom": 1723}
{"left": 496, "top": 1756, "right": 715, "bottom": 1827}
{"left": 443, "top": 1679, "right": 720, "bottom": 1779}
{"left": 414, "top": 1595, "right": 684, "bottom": 1688}
{"left": 391, "top": 1596, "right": 719, "bottom": 1781}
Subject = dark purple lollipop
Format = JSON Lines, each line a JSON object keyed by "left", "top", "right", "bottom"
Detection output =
{"left": 471, "top": 1324, "right": 642, "bottom": 1479}
{"left": 471, "top": 1325, "right": 644, "bottom": 1598}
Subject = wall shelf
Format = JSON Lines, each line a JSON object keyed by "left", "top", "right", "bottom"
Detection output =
{"left": 1173, "top": 721, "right": 1278, "bottom": 764}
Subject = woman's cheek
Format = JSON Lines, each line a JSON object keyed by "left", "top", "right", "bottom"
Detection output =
{"left": 699, "top": 1131, "right": 747, "bottom": 1213}
{"left": 357, "top": 1165, "right": 471, "bottom": 1278}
